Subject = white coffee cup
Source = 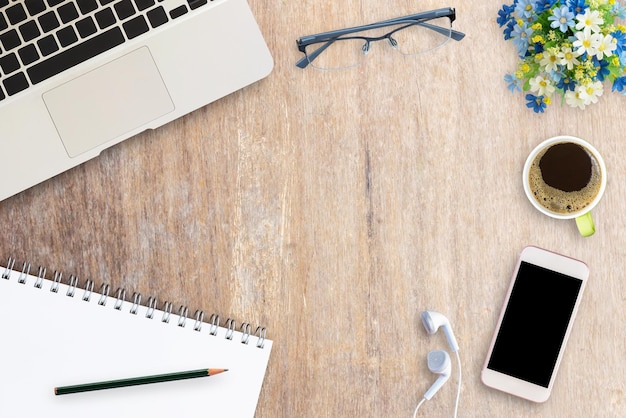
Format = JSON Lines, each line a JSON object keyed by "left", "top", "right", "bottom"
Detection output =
{"left": 522, "top": 135, "right": 606, "bottom": 236}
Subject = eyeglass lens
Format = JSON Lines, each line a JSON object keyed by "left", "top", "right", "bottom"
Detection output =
{"left": 304, "top": 16, "right": 452, "bottom": 70}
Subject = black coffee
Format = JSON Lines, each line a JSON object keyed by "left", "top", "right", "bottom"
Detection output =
{"left": 539, "top": 143, "right": 591, "bottom": 192}
{"left": 528, "top": 142, "right": 602, "bottom": 214}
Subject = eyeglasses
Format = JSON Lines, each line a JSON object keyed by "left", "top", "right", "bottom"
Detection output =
{"left": 296, "top": 8, "right": 465, "bottom": 70}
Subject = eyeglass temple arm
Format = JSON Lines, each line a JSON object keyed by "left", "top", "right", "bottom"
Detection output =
{"left": 422, "top": 23, "right": 465, "bottom": 41}
{"left": 296, "top": 40, "right": 335, "bottom": 69}
{"left": 300, "top": 7, "right": 455, "bottom": 42}
{"left": 296, "top": 23, "right": 465, "bottom": 69}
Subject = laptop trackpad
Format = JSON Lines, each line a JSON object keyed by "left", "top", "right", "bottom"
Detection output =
{"left": 43, "top": 47, "right": 174, "bottom": 158}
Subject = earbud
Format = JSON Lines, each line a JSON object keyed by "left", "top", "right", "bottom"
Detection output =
{"left": 421, "top": 311, "right": 459, "bottom": 352}
{"left": 423, "top": 349, "right": 451, "bottom": 400}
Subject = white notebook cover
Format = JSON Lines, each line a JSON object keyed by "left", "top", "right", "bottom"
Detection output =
{"left": 0, "top": 263, "right": 272, "bottom": 417}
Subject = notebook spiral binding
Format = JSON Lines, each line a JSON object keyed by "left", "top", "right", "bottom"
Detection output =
{"left": 2, "top": 257, "right": 267, "bottom": 349}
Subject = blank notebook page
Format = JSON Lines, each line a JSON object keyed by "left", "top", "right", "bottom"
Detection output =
{"left": 0, "top": 265, "right": 272, "bottom": 417}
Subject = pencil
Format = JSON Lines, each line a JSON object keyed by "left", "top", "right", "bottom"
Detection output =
{"left": 54, "top": 368, "right": 228, "bottom": 395}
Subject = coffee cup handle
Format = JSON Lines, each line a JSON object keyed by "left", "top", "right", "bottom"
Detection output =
{"left": 575, "top": 212, "right": 596, "bottom": 237}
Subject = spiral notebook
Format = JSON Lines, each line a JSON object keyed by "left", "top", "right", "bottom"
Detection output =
{"left": 0, "top": 258, "right": 272, "bottom": 417}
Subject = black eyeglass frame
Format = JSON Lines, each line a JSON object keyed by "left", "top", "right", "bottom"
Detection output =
{"left": 295, "top": 7, "right": 465, "bottom": 69}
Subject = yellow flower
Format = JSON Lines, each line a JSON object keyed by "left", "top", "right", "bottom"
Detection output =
{"left": 542, "top": 96, "right": 551, "bottom": 105}
{"left": 514, "top": 70, "right": 524, "bottom": 79}
{"left": 520, "top": 63, "right": 531, "bottom": 73}
{"left": 532, "top": 35, "right": 545, "bottom": 44}
{"left": 612, "top": 57, "right": 621, "bottom": 66}
{"left": 532, "top": 23, "right": 542, "bottom": 31}
{"left": 574, "top": 68, "right": 584, "bottom": 81}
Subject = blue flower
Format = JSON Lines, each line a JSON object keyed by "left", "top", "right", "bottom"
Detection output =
{"left": 526, "top": 94, "right": 547, "bottom": 113}
{"left": 548, "top": 6, "right": 575, "bottom": 32}
{"left": 612, "top": 76, "right": 626, "bottom": 94}
{"left": 505, "top": 73, "right": 522, "bottom": 92}
{"left": 515, "top": 0, "right": 536, "bottom": 19}
{"left": 503, "top": 20, "right": 515, "bottom": 40}
{"left": 535, "top": 0, "right": 558, "bottom": 13}
{"left": 567, "top": 0, "right": 587, "bottom": 15}
{"left": 594, "top": 58, "right": 610, "bottom": 82}
{"left": 511, "top": 23, "right": 533, "bottom": 56}
{"left": 612, "top": 30, "right": 626, "bottom": 61}
{"left": 556, "top": 75, "right": 575, "bottom": 92}
{"left": 497, "top": 4, "right": 516, "bottom": 27}
{"left": 612, "top": 2, "right": 626, "bottom": 19}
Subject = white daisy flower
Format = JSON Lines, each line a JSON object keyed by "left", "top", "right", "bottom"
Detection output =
{"left": 595, "top": 34, "right": 617, "bottom": 60}
{"left": 573, "top": 28, "right": 601, "bottom": 57}
{"left": 529, "top": 75, "right": 556, "bottom": 97}
{"left": 575, "top": 9, "right": 604, "bottom": 33}
{"left": 557, "top": 47, "right": 580, "bottom": 70}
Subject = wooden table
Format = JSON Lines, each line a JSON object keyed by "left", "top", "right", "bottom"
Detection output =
{"left": 1, "top": 1, "right": 624, "bottom": 416}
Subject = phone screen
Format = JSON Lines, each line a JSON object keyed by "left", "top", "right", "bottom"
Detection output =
{"left": 486, "top": 261, "right": 584, "bottom": 388}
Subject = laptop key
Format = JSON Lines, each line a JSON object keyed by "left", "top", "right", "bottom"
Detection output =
{"left": 19, "top": 21, "right": 41, "bottom": 43}
{"left": 0, "top": 14, "right": 7, "bottom": 32}
{"left": 58, "top": 3, "right": 80, "bottom": 24}
{"left": 134, "top": 0, "right": 155, "bottom": 12}
{"left": 39, "top": 11, "right": 61, "bottom": 33}
{"left": 76, "top": 16, "right": 98, "bottom": 38}
{"left": 24, "top": 0, "right": 47, "bottom": 17}
{"left": 0, "top": 52, "right": 20, "bottom": 74}
{"left": 18, "top": 44, "right": 40, "bottom": 66}
{"left": 37, "top": 34, "right": 59, "bottom": 56}
{"left": 0, "top": 29, "right": 21, "bottom": 51}
{"left": 57, "top": 26, "right": 79, "bottom": 47}
{"left": 122, "top": 15, "right": 148, "bottom": 39}
{"left": 27, "top": 26, "right": 125, "bottom": 85}
{"left": 114, "top": 0, "right": 136, "bottom": 21}
{"left": 3, "top": 72, "right": 29, "bottom": 96}
{"left": 169, "top": 5, "right": 187, "bottom": 19}
{"left": 146, "top": 6, "right": 167, "bottom": 28}
{"left": 95, "top": 8, "right": 116, "bottom": 29}
{"left": 188, "top": 0, "right": 207, "bottom": 10}
{"left": 76, "top": 0, "right": 99, "bottom": 15}
{"left": 6, "top": 4, "right": 28, "bottom": 25}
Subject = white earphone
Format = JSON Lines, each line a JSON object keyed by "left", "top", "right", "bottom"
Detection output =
{"left": 413, "top": 311, "right": 462, "bottom": 418}
{"left": 421, "top": 310, "right": 459, "bottom": 353}
{"left": 423, "top": 349, "right": 451, "bottom": 400}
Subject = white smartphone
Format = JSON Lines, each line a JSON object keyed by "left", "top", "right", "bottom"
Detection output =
{"left": 481, "top": 246, "right": 589, "bottom": 402}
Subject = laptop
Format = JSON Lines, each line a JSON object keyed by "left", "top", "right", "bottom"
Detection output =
{"left": 0, "top": 0, "right": 273, "bottom": 202}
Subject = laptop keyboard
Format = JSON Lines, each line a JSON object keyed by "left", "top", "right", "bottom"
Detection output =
{"left": 0, "top": 0, "right": 210, "bottom": 101}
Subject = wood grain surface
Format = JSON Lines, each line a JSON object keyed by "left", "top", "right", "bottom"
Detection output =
{"left": 1, "top": 1, "right": 625, "bottom": 417}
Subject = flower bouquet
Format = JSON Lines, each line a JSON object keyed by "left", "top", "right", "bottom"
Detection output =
{"left": 498, "top": 0, "right": 626, "bottom": 112}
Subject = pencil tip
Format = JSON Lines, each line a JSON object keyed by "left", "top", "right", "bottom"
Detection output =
{"left": 208, "top": 368, "right": 228, "bottom": 376}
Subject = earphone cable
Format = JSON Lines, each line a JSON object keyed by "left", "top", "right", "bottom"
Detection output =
{"left": 412, "top": 398, "right": 426, "bottom": 418}
{"left": 453, "top": 350, "right": 461, "bottom": 418}
{"left": 411, "top": 350, "right": 461, "bottom": 418}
